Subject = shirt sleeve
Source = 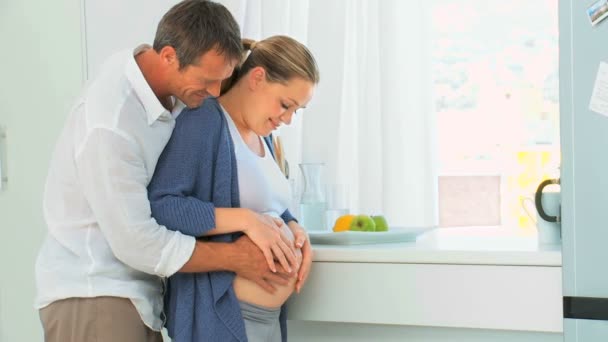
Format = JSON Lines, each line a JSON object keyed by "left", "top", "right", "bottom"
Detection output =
{"left": 147, "top": 112, "right": 219, "bottom": 237}
{"left": 74, "top": 127, "right": 195, "bottom": 277}
{"left": 281, "top": 209, "right": 297, "bottom": 224}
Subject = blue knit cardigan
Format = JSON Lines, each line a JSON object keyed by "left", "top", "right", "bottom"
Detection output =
{"left": 148, "top": 98, "right": 294, "bottom": 342}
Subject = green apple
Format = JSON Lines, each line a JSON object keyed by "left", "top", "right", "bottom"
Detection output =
{"left": 371, "top": 215, "right": 389, "bottom": 232}
{"left": 349, "top": 215, "right": 376, "bottom": 232}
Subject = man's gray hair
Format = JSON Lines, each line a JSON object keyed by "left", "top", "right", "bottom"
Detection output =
{"left": 153, "top": 0, "right": 242, "bottom": 69}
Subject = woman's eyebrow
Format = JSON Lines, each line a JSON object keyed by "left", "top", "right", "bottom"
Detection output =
{"left": 288, "top": 97, "right": 304, "bottom": 108}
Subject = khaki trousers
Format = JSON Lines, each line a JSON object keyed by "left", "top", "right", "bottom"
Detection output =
{"left": 39, "top": 297, "right": 163, "bottom": 342}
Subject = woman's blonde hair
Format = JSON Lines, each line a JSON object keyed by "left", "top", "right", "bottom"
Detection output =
{"left": 221, "top": 35, "right": 320, "bottom": 94}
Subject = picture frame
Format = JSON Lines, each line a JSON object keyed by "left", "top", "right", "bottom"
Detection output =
{"left": 587, "top": 0, "right": 608, "bottom": 26}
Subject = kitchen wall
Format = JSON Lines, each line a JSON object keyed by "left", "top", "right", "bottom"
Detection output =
{"left": 0, "top": 0, "right": 84, "bottom": 340}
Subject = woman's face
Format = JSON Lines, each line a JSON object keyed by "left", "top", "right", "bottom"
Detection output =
{"left": 245, "top": 69, "right": 315, "bottom": 136}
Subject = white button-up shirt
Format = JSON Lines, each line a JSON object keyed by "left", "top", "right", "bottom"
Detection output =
{"left": 35, "top": 45, "right": 196, "bottom": 331}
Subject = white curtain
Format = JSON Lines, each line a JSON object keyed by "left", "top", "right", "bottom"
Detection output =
{"left": 218, "top": 0, "right": 438, "bottom": 228}
{"left": 216, "top": 0, "right": 310, "bottom": 170}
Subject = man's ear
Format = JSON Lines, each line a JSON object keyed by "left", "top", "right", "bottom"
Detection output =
{"left": 248, "top": 66, "right": 267, "bottom": 90}
{"left": 159, "top": 46, "right": 179, "bottom": 69}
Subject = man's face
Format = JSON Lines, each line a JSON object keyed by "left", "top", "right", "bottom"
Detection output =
{"left": 169, "top": 49, "right": 236, "bottom": 108}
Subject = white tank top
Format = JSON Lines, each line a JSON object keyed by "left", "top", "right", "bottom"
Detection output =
{"left": 221, "top": 107, "right": 291, "bottom": 218}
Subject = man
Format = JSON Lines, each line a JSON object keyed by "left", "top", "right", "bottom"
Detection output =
{"left": 35, "top": 1, "right": 296, "bottom": 341}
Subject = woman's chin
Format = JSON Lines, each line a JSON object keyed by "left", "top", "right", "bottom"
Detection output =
{"left": 257, "top": 128, "right": 274, "bottom": 137}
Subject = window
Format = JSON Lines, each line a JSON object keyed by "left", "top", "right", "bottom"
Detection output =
{"left": 431, "top": 0, "right": 560, "bottom": 229}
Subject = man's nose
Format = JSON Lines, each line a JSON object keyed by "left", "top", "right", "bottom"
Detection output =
{"left": 207, "top": 81, "right": 222, "bottom": 97}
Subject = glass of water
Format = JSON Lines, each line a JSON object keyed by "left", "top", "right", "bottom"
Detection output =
{"left": 325, "top": 184, "right": 349, "bottom": 231}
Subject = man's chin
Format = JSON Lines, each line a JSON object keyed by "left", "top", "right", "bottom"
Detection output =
{"left": 183, "top": 95, "right": 211, "bottom": 109}
{"left": 185, "top": 100, "right": 205, "bottom": 109}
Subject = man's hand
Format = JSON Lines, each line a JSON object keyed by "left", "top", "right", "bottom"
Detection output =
{"left": 229, "top": 235, "right": 295, "bottom": 293}
{"left": 287, "top": 221, "right": 314, "bottom": 293}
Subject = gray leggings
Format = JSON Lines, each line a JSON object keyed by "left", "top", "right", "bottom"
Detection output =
{"left": 239, "top": 301, "right": 282, "bottom": 342}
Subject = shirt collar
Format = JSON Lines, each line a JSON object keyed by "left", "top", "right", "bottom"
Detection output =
{"left": 125, "top": 44, "right": 177, "bottom": 125}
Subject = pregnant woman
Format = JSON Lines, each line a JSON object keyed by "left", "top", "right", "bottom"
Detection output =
{"left": 148, "top": 35, "right": 319, "bottom": 342}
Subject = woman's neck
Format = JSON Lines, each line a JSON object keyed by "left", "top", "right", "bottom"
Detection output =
{"left": 218, "top": 87, "right": 255, "bottom": 139}
{"left": 218, "top": 89, "right": 265, "bottom": 156}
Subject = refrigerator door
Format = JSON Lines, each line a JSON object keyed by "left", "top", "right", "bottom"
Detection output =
{"left": 564, "top": 320, "right": 608, "bottom": 341}
{"left": 560, "top": 0, "right": 608, "bottom": 340}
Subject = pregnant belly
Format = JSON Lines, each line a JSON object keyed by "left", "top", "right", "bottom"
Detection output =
{"left": 233, "top": 274, "right": 297, "bottom": 309}
{"left": 234, "top": 223, "right": 302, "bottom": 308}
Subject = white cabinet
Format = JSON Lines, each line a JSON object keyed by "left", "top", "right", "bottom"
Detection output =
{"left": 287, "top": 233, "right": 564, "bottom": 341}
{"left": 289, "top": 262, "right": 562, "bottom": 332}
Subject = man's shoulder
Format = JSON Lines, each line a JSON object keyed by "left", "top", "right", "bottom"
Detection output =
{"left": 83, "top": 50, "right": 143, "bottom": 130}
{"left": 88, "top": 50, "right": 131, "bottom": 93}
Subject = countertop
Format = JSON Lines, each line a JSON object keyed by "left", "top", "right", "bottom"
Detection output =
{"left": 310, "top": 226, "right": 562, "bottom": 266}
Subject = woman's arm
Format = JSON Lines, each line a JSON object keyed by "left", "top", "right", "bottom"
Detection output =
{"left": 209, "top": 207, "right": 269, "bottom": 235}
{"left": 280, "top": 208, "right": 297, "bottom": 225}
{"left": 148, "top": 111, "right": 219, "bottom": 237}
{"left": 148, "top": 108, "right": 297, "bottom": 271}
{"left": 148, "top": 110, "right": 280, "bottom": 236}
{"left": 213, "top": 209, "right": 298, "bottom": 273}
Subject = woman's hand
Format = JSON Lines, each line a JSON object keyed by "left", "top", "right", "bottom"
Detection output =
{"left": 287, "top": 221, "right": 313, "bottom": 293}
{"left": 243, "top": 211, "right": 298, "bottom": 274}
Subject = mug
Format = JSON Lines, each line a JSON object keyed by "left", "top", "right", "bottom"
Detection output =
{"left": 522, "top": 191, "right": 561, "bottom": 245}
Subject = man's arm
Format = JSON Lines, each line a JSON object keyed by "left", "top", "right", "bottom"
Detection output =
{"left": 75, "top": 127, "right": 293, "bottom": 285}
{"left": 75, "top": 127, "right": 195, "bottom": 277}
{"left": 180, "top": 236, "right": 293, "bottom": 292}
